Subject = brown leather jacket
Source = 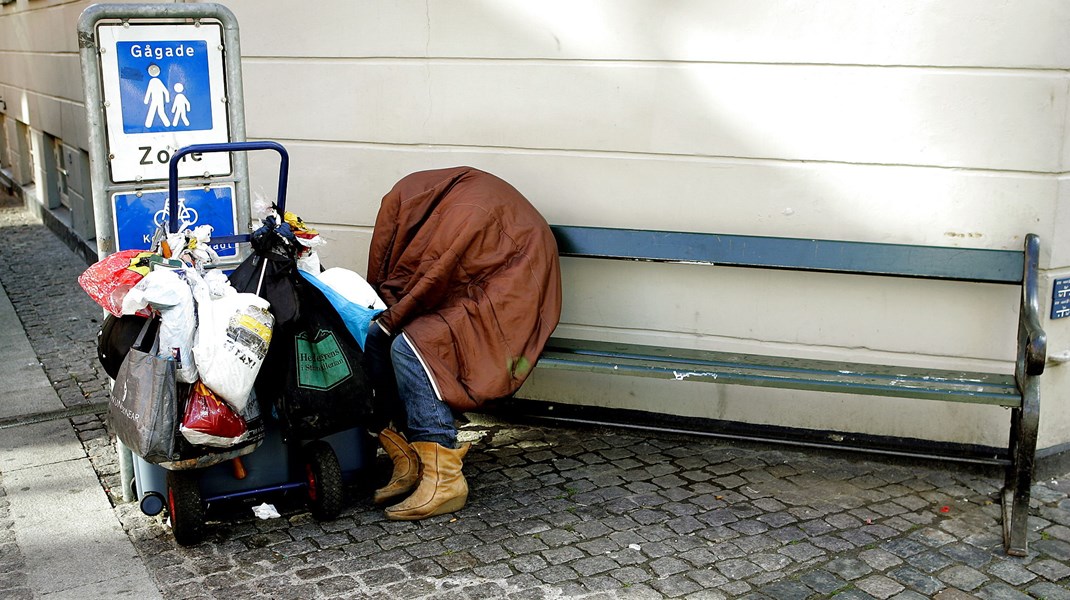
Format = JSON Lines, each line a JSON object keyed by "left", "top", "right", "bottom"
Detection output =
{"left": 367, "top": 167, "right": 562, "bottom": 411}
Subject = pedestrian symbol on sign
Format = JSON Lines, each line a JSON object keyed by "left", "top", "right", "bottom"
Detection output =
{"left": 117, "top": 40, "right": 213, "bottom": 134}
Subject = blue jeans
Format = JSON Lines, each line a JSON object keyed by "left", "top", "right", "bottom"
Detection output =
{"left": 364, "top": 324, "right": 457, "bottom": 447}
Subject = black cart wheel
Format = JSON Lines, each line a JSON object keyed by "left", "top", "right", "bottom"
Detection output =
{"left": 303, "top": 441, "right": 343, "bottom": 521}
{"left": 166, "top": 470, "right": 205, "bottom": 546}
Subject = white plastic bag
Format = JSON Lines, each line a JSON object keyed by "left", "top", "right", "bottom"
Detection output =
{"left": 121, "top": 269, "right": 198, "bottom": 383}
{"left": 203, "top": 269, "right": 235, "bottom": 299}
{"left": 316, "top": 267, "right": 386, "bottom": 310}
{"left": 189, "top": 269, "right": 273, "bottom": 411}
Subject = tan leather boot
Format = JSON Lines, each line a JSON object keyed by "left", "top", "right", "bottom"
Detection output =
{"left": 373, "top": 429, "right": 420, "bottom": 505}
{"left": 384, "top": 441, "right": 469, "bottom": 521}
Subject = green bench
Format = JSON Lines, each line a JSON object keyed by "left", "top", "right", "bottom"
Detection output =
{"left": 530, "top": 225, "right": 1046, "bottom": 556}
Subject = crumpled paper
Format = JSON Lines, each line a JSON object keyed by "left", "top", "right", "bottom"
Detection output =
{"left": 252, "top": 502, "right": 281, "bottom": 520}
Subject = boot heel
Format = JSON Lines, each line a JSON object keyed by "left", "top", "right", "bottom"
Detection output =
{"left": 374, "top": 429, "right": 420, "bottom": 505}
{"left": 430, "top": 493, "right": 468, "bottom": 517}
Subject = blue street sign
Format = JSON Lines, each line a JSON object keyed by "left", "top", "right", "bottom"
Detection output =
{"left": 112, "top": 185, "right": 237, "bottom": 257}
{"left": 1053, "top": 278, "right": 1070, "bottom": 319}
{"left": 116, "top": 40, "right": 214, "bottom": 134}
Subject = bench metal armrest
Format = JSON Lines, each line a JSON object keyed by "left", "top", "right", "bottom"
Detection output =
{"left": 1017, "top": 234, "right": 1046, "bottom": 381}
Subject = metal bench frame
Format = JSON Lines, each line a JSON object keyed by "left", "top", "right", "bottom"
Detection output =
{"left": 536, "top": 225, "right": 1046, "bottom": 556}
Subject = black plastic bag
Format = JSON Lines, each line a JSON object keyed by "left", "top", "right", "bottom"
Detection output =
{"left": 255, "top": 275, "right": 374, "bottom": 439}
{"left": 97, "top": 313, "right": 160, "bottom": 379}
{"left": 229, "top": 251, "right": 299, "bottom": 327}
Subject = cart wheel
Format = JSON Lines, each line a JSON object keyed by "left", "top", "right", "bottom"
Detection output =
{"left": 166, "top": 470, "right": 205, "bottom": 546}
{"left": 304, "top": 441, "right": 343, "bottom": 521}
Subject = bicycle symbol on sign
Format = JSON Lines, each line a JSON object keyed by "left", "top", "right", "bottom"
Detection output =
{"left": 153, "top": 198, "right": 199, "bottom": 231}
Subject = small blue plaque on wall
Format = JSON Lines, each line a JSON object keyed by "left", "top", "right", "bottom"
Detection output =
{"left": 1052, "top": 278, "right": 1070, "bottom": 319}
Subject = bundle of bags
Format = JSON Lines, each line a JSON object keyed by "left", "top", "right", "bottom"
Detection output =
{"left": 83, "top": 208, "right": 383, "bottom": 464}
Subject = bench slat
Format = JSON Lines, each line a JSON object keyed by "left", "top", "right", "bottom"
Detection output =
{"left": 540, "top": 337, "right": 1020, "bottom": 407}
{"left": 551, "top": 226, "right": 1024, "bottom": 283}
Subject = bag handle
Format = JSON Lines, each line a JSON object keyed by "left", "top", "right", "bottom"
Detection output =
{"left": 132, "top": 318, "right": 160, "bottom": 354}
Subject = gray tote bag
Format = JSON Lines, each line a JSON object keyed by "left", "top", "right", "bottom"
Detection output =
{"left": 108, "top": 318, "right": 178, "bottom": 463}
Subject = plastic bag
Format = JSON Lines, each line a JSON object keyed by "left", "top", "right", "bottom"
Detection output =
{"left": 179, "top": 381, "right": 247, "bottom": 447}
{"left": 203, "top": 269, "right": 235, "bottom": 299}
{"left": 316, "top": 267, "right": 386, "bottom": 310}
{"left": 191, "top": 277, "right": 274, "bottom": 412}
{"left": 256, "top": 274, "right": 373, "bottom": 439}
{"left": 299, "top": 269, "right": 383, "bottom": 350}
{"left": 121, "top": 269, "right": 198, "bottom": 383}
{"left": 229, "top": 251, "right": 299, "bottom": 327}
{"left": 78, "top": 249, "right": 156, "bottom": 317}
{"left": 97, "top": 314, "right": 159, "bottom": 380}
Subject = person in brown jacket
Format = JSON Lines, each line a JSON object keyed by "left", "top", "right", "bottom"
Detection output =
{"left": 364, "top": 167, "right": 562, "bottom": 520}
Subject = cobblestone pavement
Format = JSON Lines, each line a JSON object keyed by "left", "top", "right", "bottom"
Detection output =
{"left": 2, "top": 201, "right": 1070, "bottom": 599}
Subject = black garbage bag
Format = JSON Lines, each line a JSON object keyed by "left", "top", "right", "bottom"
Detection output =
{"left": 258, "top": 274, "right": 374, "bottom": 439}
{"left": 229, "top": 212, "right": 373, "bottom": 439}
{"left": 97, "top": 313, "right": 160, "bottom": 379}
{"left": 228, "top": 231, "right": 300, "bottom": 328}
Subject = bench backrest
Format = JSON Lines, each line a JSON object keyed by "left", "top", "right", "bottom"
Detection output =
{"left": 550, "top": 225, "right": 1026, "bottom": 284}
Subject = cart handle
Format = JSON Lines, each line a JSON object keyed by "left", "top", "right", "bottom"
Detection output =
{"left": 167, "top": 141, "right": 289, "bottom": 239}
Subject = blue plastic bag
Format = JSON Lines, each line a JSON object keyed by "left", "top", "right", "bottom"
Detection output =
{"left": 298, "top": 270, "right": 382, "bottom": 350}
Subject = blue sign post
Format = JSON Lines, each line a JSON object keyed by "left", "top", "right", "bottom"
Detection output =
{"left": 112, "top": 185, "right": 238, "bottom": 258}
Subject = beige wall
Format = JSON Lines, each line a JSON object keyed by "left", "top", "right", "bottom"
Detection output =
{"left": 2, "top": 0, "right": 1069, "bottom": 449}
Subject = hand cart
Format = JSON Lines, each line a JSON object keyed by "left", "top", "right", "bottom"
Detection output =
{"left": 132, "top": 141, "right": 373, "bottom": 546}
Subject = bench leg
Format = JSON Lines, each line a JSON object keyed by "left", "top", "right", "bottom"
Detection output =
{"left": 1002, "top": 380, "right": 1039, "bottom": 557}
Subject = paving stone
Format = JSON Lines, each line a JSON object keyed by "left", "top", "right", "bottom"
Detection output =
{"left": 825, "top": 558, "right": 875, "bottom": 581}
{"left": 888, "top": 592, "right": 929, "bottom": 600}
{"left": 938, "top": 564, "right": 989, "bottom": 591}
{"left": 811, "top": 535, "right": 858, "bottom": 553}
{"left": 799, "top": 569, "right": 849, "bottom": 594}
{"left": 750, "top": 552, "right": 792, "bottom": 573}
{"left": 683, "top": 589, "right": 728, "bottom": 600}
{"left": 720, "top": 537, "right": 767, "bottom": 557}
{"left": 906, "top": 550, "right": 955, "bottom": 573}
{"left": 570, "top": 555, "right": 618, "bottom": 577}
{"left": 831, "top": 589, "right": 880, "bottom": 599}
{"left": 974, "top": 581, "right": 1033, "bottom": 600}
{"left": 611, "top": 566, "right": 652, "bottom": 585}
{"left": 881, "top": 538, "right": 929, "bottom": 558}
{"left": 985, "top": 561, "right": 1037, "bottom": 586}
{"left": 770, "top": 526, "right": 811, "bottom": 544}
{"left": 859, "top": 548, "right": 903, "bottom": 571}
{"left": 651, "top": 574, "right": 703, "bottom": 598}
{"left": 717, "top": 558, "right": 763, "bottom": 580}
{"left": 651, "top": 556, "right": 690, "bottom": 578}
{"left": 687, "top": 567, "right": 729, "bottom": 589}
{"left": 1027, "top": 558, "right": 1070, "bottom": 582}
{"left": 888, "top": 566, "right": 944, "bottom": 596}
{"left": 855, "top": 575, "right": 906, "bottom": 599}
{"left": 757, "top": 579, "right": 815, "bottom": 600}
{"left": 908, "top": 527, "right": 958, "bottom": 547}
{"left": 939, "top": 542, "right": 994, "bottom": 569}
{"left": 779, "top": 542, "right": 826, "bottom": 562}
{"left": 718, "top": 580, "right": 753, "bottom": 596}
{"left": 533, "top": 564, "right": 579, "bottom": 585}
{"left": 1025, "top": 582, "right": 1070, "bottom": 600}
{"left": 933, "top": 590, "right": 982, "bottom": 600}
{"left": 1033, "top": 539, "right": 1070, "bottom": 562}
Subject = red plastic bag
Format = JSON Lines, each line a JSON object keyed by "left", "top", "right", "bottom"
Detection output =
{"left": 78, "top": 249, "right": 156, "bottom": 317}
{"left": 179, "top": 381, "right": 248, "bottom": 448}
